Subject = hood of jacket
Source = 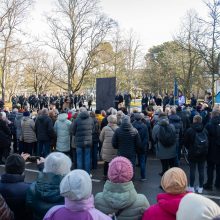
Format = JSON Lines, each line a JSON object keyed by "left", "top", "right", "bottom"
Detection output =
{"left": 79, "top": 111, "right": 89, "bottom": 119}
{"left": 121, "top": 121, "right": 132, "bottom": 130}
{"left": 58, "top": 113, "right": 68, "bottom": 122}
{"left": 65, "top": 195, "right": 94, "bottom": 212}
{"left": 132, "top": 120, "right": 143, "bottom": 130}
{"left": 158, "top": 116, "right": 169, "bottom": 126}
{"left": 157, "top": 193, "right": 186, "bottom": 216}
{"left": 23, "top": 116, "right": 31, "bottom": 121}
{"left": 169, "top": 114, "right": 181, "bottom": 123}
{"left": 191, "top": 123, "right": 204, "bottom": 132}
{"left": 102, "top": 181, "right": 137, "bottom": 209}
{"left": 1, "top": 173, "right": 25, "bottom": 183}
{"left": 37, "top": 115, "right": 49, "bottom": 122}
{"left": 35, "top": 172, "right": 64, "bottom": 203}
{"left": 15, "top": 112, "right": 23, "bottom": 120}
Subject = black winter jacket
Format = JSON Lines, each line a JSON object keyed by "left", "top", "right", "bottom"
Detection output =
{"left": 35, "top": 115, "right": 54, "bottom": 141}
{"left": 205, "top": 116, "right": 220, "bottom": 164}
{"left": 0, "top": 174, "right": 30, "bottom": 220}
{"left": 72, "top": 111, "right": 94, "bottom": 148}
{"left": 112, "top": 121, "right": 141, "bottom": 160}
{"left": 0, "top": 119, "right": 11, "bottom": 148}
{"left": 184, "top": 123, "right": 208, "bottom": 162}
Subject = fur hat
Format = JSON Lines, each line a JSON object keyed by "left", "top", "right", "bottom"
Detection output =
{"left": 108, "top": 156, "right": 133, "bottom": 183}
{"left": 43, "top": 152, "right": 72, "bottom": 176}
{"left": 60, "top": 169, "right": 92, "bottom": 201}
{"left": 5, "top": 154, "right": 25, "bottom": 175}
{"left": 177, "top": 193, "right": 220, "bottom": 220}
{"left": 161, "top": 167, "right": 187, "bottom": 194}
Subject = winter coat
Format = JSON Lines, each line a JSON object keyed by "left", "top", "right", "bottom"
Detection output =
{"left": 142, "top": 193, "right": 187, "bottom": 220}
{"left": 14, "top": 113, "right": 23, "bottom": 140}
{"left": 0, "top": 174, "right": 31, "bottom": 220}
{"left": 26, "top": 172, "right": 64, "bottom": 220}
{"left": 132, "top": 120, "right": 149, "bottom": 153}
{"left": 184, "top": 123, "right": 208, "bottom": 162}
{"left": 169, "top": 114, "right": 183, "bottom": 141}
{"left": 205, "top": 116, "right": 220, "bottom": 164}
{"left": 21, "top": 117, "right": 37, "bottom": 143}
{"left": 95, "top": 180, "right": 150, "bottom": 220}
{"left": 8, "top": 111, "right": 17, "bottom": 135}
{"left": 100, "top": 124, "right": 118, "bottom": 162}
{"left": 176, "top": 111, "right": 190, "bottom": 135}
{"left": 54, "top": 113, "right": 71, "bottom": 152}
{"left": 101, "top": 116, "right": 108, "bottom": 130}
{"left": 112, "top": 121, "right": 142, "bottom": 162}
{"left": 0, "top": 194, "right": 14, "bottom": 220}
{"left": 44, "top": 196, "right": 111, "bottom": 220}
{"left": 91, "top": 116, "right": 100, "bottom": 144}
{"left": 0, "top": 119, "right": 11, "bottom": 148}
{"left": 72, "top": 111, "right": 94, "bottom": 148}
{"left": 152, "top": 117, "right": 176, "bottom": 160}
{"left": 35, "top": 115, "right": 54, "bottom": 142}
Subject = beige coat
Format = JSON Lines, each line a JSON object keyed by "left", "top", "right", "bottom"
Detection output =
{"left": 100, "top": 124, "right": 118, "bottom": 162}
{"left": 21, "top": 117, "right": 37, "bottom": 143}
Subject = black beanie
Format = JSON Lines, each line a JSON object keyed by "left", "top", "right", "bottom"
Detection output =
{"left": 5, "top": 154, "right": 25, "bottom": 175}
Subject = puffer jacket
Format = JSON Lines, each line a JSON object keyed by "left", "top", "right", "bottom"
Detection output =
{"left": 14, "top": 113, "right": 23, "bottom": 140}
{"left": 54, "top": 113, "right": 71, "bottom": 152}
{"left": 95, "top": 180, "right": 149, "bottom": 220}
{"left": 44, "top": 196, "right": 111, "bottom": 220}
{"left": 26, "top": 172, "right": 64, "bottom": 220}
{"left": 152, "top": 117, "right": 176, "bottom": 159}
{"left": 0, "top": 194, "right": 14, "bottom": 220}
{"left": 21, "top": 117, "right": 37, "bottom": 143}
{"left": 0, "top": 174, "right": 31, "bottom": 220}
{"left": 142, "top": 193, "right": 187, "bottom": 220}
{"left": 0, "top": 119, "right": 11, "bottom": 148}
{"left": 72, "top": 111, "right": 94, "bottom": 148}
{"left": 205, "top": 116, "right": 220, "bottom": 164}
{"left": 100, "top": 124, "right": 118, "bottom": 162}
{"left": 112, "top": 121, "right": 141, "bottom": 161}
{"left": 169, "top": 114, "right": 183, "bottom": 141}
{"left": 35, "top": 115, "right": 54, "bottom": 142}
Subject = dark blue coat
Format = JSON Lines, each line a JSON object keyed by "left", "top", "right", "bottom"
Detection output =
{"left": 0, "top": 173, "right": 31, "bottom": 220}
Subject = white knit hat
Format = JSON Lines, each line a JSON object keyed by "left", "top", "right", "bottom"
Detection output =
{"left": 177, "top": 193, "right": 220, "bottom": 220}
{"left": 60, "top": 169, "right": 92, "bottom": 201}
{"left": 43, "top": 152, "right": 72, "bottom": 176}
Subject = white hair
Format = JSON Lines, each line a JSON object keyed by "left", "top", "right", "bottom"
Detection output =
{"left": 44, "top": 152, "right": 72, "bottom": 176}
{"left": 79, "top": 107, "right": 87, "bottom": 113}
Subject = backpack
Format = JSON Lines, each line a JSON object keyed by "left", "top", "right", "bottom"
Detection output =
{"left": 192, "top": 130, "right": 208, "bottom": 156}
{"left": 158, "top": 124, "right": 176, "bottom": 147}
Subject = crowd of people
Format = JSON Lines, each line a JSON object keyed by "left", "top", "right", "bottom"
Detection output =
{"left": 0, "top": 91, "right": 219, "bottom": 219}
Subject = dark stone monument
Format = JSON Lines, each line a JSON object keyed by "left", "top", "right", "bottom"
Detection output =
{"left": 96, "top": 77, "right": 116, "bottom": 111}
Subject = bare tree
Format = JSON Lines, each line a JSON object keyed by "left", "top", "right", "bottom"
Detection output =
{"left": 46, "top": 0, "right": 116, "bottom": 94}
{"left": 175, "top": 10, "right": 203, "bottom": 98}
{"left": 194, "top": 0, "right": 220, "bottom": 105}
{"left": 0, "top": 0, "right": 32, "bottom": 102}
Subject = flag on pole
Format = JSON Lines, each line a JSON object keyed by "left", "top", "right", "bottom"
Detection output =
{"left": 174, "top": 78, "right": 178, "bottom": 105}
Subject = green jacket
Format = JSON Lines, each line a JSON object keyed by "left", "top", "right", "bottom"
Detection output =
{"left": 26, "top": 172, "right": 64, "bottom": 220}
{"left": 95, "top": 181, "right": 149, "bottom": 220}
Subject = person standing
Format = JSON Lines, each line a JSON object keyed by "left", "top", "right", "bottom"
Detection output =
{"left": 21, "top": 111, "right": 37, "bottom": 155}
{"left": 112, "top": 115, "right": 141, "bottom": 167}
{"left": 204, "top": 110, "right": 220, "bottom": 191}
{"left": 141, "top": 93, "right": 149, "bottom": 112}
{"left": 178, "top": 91, "right": 185, "bottom": 106}
{"left": 184, "top": 115, "right": 208, "bottom": 194}
{"left": 124, "top": 92, "right": 132, "bottom": 114}
{"left": 152, "top": 112, "right": 176, "bottom": 176}
{"left": 35, "top": 108, "right": 54, "bottom": 157}
{"left": 54, "top": 112, "right": 71, "bottom": 155}
{"left": 0, "top": 112, "right": 11, "bottom": 164}
{"left": 72, "top": 107, "right": 94, "bottom": 174}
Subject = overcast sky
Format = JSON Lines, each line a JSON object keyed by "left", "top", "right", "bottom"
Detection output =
{"left": 29, "top": 0, "right": 208, "bottom": 52}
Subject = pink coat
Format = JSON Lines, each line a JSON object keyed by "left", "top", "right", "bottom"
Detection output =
{"left": 142, "top": 193, "right": 187, "bottom": 220}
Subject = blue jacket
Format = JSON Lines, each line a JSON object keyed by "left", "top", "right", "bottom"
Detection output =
{"left": 0, "top": 173, "right": 31, "bottom": 220}
{"left": 54, "top": 113, "right": 71, "bottom": 152}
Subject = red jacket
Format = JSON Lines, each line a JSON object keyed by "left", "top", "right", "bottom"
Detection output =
{"left": 142, "top": 193, "right": 187, "bottom": 220}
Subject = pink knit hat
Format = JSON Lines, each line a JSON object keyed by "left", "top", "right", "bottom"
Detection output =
{"left": 108, "top": 157, "right": 133, "bottom": 183}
